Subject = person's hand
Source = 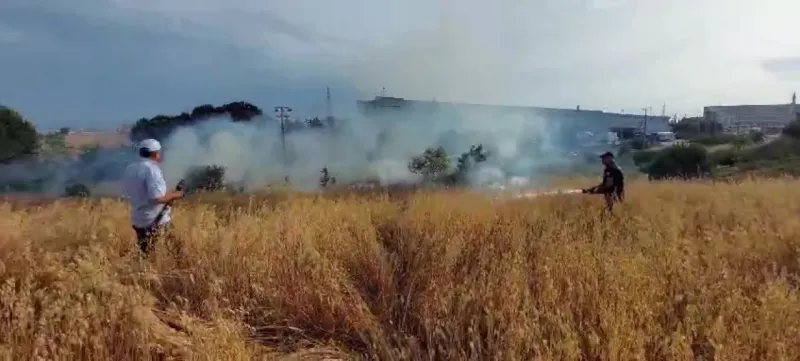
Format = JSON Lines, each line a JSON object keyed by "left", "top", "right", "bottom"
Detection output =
{"left": 170, "top": 190, "right": 185, "bottom": 200}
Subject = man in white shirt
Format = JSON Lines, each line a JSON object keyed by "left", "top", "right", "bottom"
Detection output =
{"left": 122, "top": 138, "right": 184, "bottom": 255}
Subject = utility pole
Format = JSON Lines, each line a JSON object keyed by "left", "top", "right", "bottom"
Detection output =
{"left": 641, "top": 107, "right": 650, "bottom": 144}
{"left": 325, "top": 86, "right": 334, "bottom": 128}
{"left": 274, "top": 106, "right": 292, "bottom": 171}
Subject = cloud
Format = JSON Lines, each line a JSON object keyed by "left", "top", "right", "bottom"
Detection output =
{"left": 1, "top": 0, "right": 800, "bottom": 127}
{"left": 341, "top": 0, "right": 800, "bottom": 113}
{"left": 763, "top": 57, "right": 800, "bottom": 81}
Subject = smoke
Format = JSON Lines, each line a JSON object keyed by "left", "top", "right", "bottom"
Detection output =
{"left": 0, "top": 99, "right": 615, "bottom": 196}
{"left": 153, "top": 99, "right": 605, "bottom": 192}
{"left": 0, "top": 147, "right": 137, "bottom": 195}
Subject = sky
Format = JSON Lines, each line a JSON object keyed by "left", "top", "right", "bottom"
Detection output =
{"left": 1, "top": 0, "right": 799, "bottom": 131}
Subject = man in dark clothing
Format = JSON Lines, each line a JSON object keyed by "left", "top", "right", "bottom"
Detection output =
{"left": 582, "top": 151, "right": 624, "bottom": 211}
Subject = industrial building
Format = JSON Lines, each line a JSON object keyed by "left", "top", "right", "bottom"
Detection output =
{"left": 356, "top": 96, "right": 672, "bottom": 138}
{"left": 703, "top": 93, "right": 798, "bottom": 134}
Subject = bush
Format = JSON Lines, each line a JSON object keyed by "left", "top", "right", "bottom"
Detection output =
{"left": 710, "top": 148, "right": 741, "bottom": 167}
{"left": 644, "top": 143, "right": 711, "bottom": 180}
{"left": 690, "top": 134, "right": 749, "bottom": 146}
{"left": 783, "top": 118, "right": 800, "bottom": 139}
{"left": 632, "top": 149, "right": 659, "bottom": 168}
{"left": 743, "top": 137, "right": 800, "bottom": 162}
{"left": 184, "top": 165, "right": 226, "bottom": 192}
{"left": 64, "top": 183, "right": 90, "bottom": 197}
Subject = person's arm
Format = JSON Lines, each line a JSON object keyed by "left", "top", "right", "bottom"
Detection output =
{"left": 583, "top": 173, "right": 611, "bottom": 194}
{"left": 145, "top": 167, "right": 183, "bottom": 204}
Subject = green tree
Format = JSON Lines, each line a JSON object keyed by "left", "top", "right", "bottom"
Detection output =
{"left": 0, "top": 106, "right": 38, "bottom": 163}
{"left": 408, "top": 146, "right": 451, "bottom": 180}
{"left": 448, "top": 144, "right": 489, "bottom": 185}
{"left": 184, "top": 165, "right": 226, "bottom": 192}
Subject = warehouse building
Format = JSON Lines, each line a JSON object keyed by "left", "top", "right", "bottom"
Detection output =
{"left": 703, "top": 93, "right": 798, "bottom": 134}
{"left": 356, "top": 96, "right": 672, "bottom": 138}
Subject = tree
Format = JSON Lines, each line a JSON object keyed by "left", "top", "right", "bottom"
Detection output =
{"left": 455, "top": 144, "right": 488, "bottom": 173}
{"left": 0, "top": 106, "right": 38, "bottom": 163}
{"left": 129, "top": 101, "right": 264, "bottom": 142}
{"left": 408, "top": 146, "right": 451, "bottom": 180}
{"left": 184, "top": 165, "right": 226, "bottom": 192}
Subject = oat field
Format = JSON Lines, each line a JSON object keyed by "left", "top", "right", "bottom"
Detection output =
{"left": 1, "top": 179, "right": 799, "bottom": 360}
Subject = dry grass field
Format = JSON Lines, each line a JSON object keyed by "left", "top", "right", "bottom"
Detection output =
{"left": 1, "top": 178, "right": 799, "bottom": 360}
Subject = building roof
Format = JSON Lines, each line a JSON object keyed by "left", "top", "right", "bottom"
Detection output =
{"left": 704, "top": 103, "right": 794, "bottom": 114}
{"left": 358, "top": 96, "right": 671, "bottom": 121}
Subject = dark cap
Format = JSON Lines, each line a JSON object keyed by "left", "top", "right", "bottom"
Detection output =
{"left": 599, "top": 151, "right": 614, "bottom": 158}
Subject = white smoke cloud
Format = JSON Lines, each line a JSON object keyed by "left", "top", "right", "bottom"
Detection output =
{"left": 155, "top": 101, "right": 587, "bottom": 192}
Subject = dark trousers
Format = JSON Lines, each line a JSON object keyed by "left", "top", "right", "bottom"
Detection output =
{"left": 132, "top": 223, "right": 171, "bottom": 255}
{"left": 603, "top": 191, "right": 623, "bottom": 212}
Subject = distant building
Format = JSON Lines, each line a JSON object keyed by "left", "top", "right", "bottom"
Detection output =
{"left": 703, "top": 94, "right": 798, "bottom": 134}
{"left": 356, "top": 96, "right": 672, "bottom": 136}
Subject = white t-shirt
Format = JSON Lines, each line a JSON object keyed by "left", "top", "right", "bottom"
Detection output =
{"left": 122, "top": 158, "right": 170, "bottom": 228}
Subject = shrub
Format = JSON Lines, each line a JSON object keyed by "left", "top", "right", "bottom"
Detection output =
{"left": 644, "top": 143, "right": 711, "bottom": 180}
{"left": 184, "top": 165, "right": 226, "bottom": 192}
{"left": 64, "top": 183, "right": 90, "bottom": 197}
{"left": 782, "top": 118, "right": 800, "bottom": 139}
{"left": 710, "top": 148, "right": 741, "bottom": 167}
{"left": 632, "top": 149, "right": 658, "bottom": 169}
{"left": 690, "top": 134, "right": 748, "bottom": 146}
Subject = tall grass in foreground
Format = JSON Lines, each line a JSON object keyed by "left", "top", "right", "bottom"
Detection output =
{"left": 0, "top": 179, "right": 799, "bottom": 361}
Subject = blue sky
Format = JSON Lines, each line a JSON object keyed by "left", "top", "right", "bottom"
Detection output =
{"left": 1, "top": 0, "right": 799, "bottom": 131}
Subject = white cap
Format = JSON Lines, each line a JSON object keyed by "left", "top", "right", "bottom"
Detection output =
{"left": 138, "top": 138, "right": 162, "bottom": 152}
